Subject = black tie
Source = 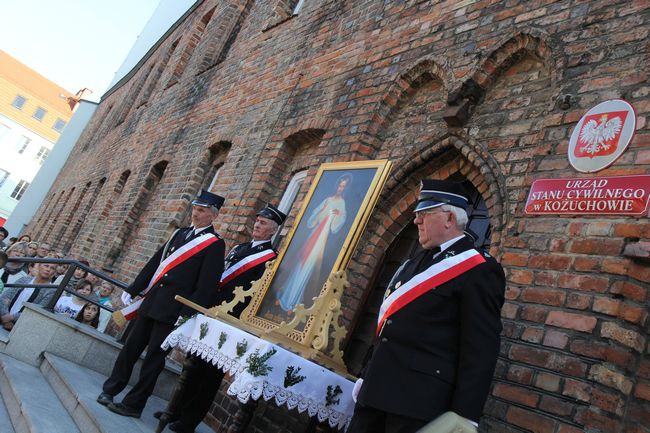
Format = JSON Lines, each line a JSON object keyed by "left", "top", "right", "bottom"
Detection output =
{"left": 414, "top": 246, "right": 441, "bottom": 273}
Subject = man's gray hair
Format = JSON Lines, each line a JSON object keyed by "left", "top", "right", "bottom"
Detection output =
{"left": 440, "top": 204, "right": 468, "bottom": 230}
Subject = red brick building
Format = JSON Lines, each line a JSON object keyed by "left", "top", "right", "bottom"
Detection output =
{"left": 27, "top": 1, "right": 649, "bottom": 432}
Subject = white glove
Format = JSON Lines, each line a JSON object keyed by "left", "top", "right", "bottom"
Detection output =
{"left": 121, "top": 291, "right": 133, "bottom": 305}
{"left": 352, "top": 378, "right": 363, "bottom": 403}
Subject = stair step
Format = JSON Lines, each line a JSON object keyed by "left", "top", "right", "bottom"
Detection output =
{"left": 0, "top": 353, "right": 80, "bottom": 433}
{"left": 0, "top": 391, "right": 17, "bottom": 433}
{"left": 0, "top": 327, "right": 9, "bottom": 351}
{"left": 41, "top": 352, "right": 214, "bottom": 433}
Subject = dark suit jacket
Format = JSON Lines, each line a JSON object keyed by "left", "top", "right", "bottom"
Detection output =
{"left": 220, "top": 240, "right": 277, "bottom": 318}
{"left": 127, "top": 226, "right": 225, "bottom": 324}
{"left": 357, "top": 235, "right": 505, "bottom": 423}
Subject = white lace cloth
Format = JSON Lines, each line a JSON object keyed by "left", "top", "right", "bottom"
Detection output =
{"left": 161, "top": 314, "right": 355, "bottom": 430}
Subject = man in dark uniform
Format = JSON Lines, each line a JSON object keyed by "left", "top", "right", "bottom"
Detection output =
{"left": 97, "top": 190, "right": 226, "bottom": 418}
{"left": 221, "top": 203, "right": 287, "bottom": 317}
{"left": 348, "top": 179, "right": 506, "bottom": 433}
{"left": 158, "top": 203, "right": 286, "bottom": 433}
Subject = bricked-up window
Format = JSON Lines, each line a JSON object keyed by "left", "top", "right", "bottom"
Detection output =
{"left": 32, "top": 191, "right": 58, "bottom": 239}
{"left": 83, "top": 171, "right": 130, "bottom": 255}
{"left": 55, "top": 181, "right": 92, "bottom": 251}
{"left": 35, "top": 146, "right": 50, "bottom": 165}
{"left": 65, "top": 177, "right": 106, "bottom": 252}
{"left": 10, "top": 180, "right": 29, "bottom": 200}
{"left": 267, "top": 0, "right": 301, "bottom": 27}
{"left": 32, "top": 107, "right": 47, "bottom": 121}
{"left": 0, "top": 169, "right": 9, "bottom": 188}
{"left": 52, "top": 118, "right": 66, "bottom": 132}
{"left": 201, "top": 141, "right": 231, "bottom": 195}
{"left": 15, "top": 135, "right": 30, "bottom": 154}
{"left": 105, "top": 161, "right": 168, "bottom": 270}
{"left": 82, "top": 103, "right": 114, "bottom": 152}
{"left": 11, "top": 95, "right": 26, "bottom": 110}
{"left": 198, "top": 2, "right": 253, "bottom": 73}
{"left": 167, "top": 9, "right": 214, "bottom": 87}
{"left": 40, "top": 188, "right": 75, "bottom": 243}
{"left": 137, "top": 39, "right": 179, "bottom": 107}
{"left": 114, "top": 63, "right": 154, "bottom": 126}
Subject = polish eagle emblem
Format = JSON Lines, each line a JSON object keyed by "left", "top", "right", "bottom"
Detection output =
{"left": 575, "top": 111, "right": 627, "bottom": 158}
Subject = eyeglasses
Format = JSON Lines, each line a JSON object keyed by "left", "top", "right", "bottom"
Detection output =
{"left": 414, "top": 208, "right": 450, "bottom": 218}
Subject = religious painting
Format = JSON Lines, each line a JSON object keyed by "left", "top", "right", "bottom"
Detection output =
{"left": 244, "top": 160, "right": 392, "bottom": 342}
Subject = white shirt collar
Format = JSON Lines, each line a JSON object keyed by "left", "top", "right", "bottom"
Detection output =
{"left": 251, "top": 239, "right": 271, "bottom": 248}
{"left": 193, "top": 225, "right": 212, "bottom": 235}
{"left": 438, "top": 234, "right": 466, "bottom": 253}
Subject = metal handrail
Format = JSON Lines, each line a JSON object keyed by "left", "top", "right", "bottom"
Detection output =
{"left": 4, "top": 256, "right": 128, "bottom": 314}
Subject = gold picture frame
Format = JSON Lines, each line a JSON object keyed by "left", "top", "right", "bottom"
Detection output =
{"left": 242, "top": 160, "right": 392, "bottom": 344}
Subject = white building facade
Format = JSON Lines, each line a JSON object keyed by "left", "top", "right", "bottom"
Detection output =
{"left": 0, "top": 114, "right": 56, "bottom": 224}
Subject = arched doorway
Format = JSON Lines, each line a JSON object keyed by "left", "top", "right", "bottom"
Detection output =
{"left": 344, "top": 177, "right": 491, "bottom": 374}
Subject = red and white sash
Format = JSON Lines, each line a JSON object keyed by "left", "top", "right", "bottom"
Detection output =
{"left": 376, "top": 249, "right": 486, "bottom": 335}
{"left": 114, "top": 233, "right": 219, "bottom": 323}
{"left": 220, "top": 249, "right": 276, "bottom": 285}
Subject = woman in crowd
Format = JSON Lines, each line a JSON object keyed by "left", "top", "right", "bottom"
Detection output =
{"left": 53, "top": 259, "right": 89, "bottom": 293}
{"left": 75, "top": 301, "right": 100, "bottom": 329}
{"left": 0, "top": 262, "right": 57, "bottom": 330}
{"left": 96, "top": 281, "right": 114, "bottom": 333}
{"left": 52, "top": 252, "right": 67, "bottom": 281}
{"left": 0, "top": 242, "right": 30, "bottom": 286}
{"left": 26, "top": 242, "right": 38, "bottom": 258}
{"left": 86, "top": 271, "right": 100, "bottom": 287}
{"left": 54, "top": 279, "right": 94, "bottom": 319}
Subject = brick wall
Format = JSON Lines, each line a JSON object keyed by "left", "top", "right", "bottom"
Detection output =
{"left": 27, "top": 1, "right": 649, "bottom": 432}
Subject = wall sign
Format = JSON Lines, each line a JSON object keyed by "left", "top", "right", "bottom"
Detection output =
{"left": 525, "top": 175, "right": 650, "bottom": 216}
{"left": 568, "top": 99, "right": 636, "bottom": 173}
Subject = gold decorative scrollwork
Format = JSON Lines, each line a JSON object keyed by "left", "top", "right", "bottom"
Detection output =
{"left": 175, "top": 264, "right": 352, "bottom": 377}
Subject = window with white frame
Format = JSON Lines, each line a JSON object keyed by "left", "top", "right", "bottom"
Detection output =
{"left": 35, "top": 146, "right": 50, "bottom": 165}
{"left": 272, "top": 170, "right": 307, "bottom": 245}
{"left": 10, "top": 180, "right": 29, "bottom": 200}
{"left": 0, "top": 169, "right": 9, "bottom": 188}
{"left": 53, "top": 118, "right": 66, "bottom": 132}
{"left": 277, "top": 170, "right": 307, "bottom": 214}
{"left": 15, "top": 135, "right": 30, "bottom": 154}
{"left": 32, "top": 107, "right": 47, "bottom": 121}
{"left": 11, "top": 95, "right": 26, "bottom": 110}
{"left": 207, "top": 165, "right": 223, "bottom": 192}
{"left": 292, "top": 0, "right": 306, "bottom": 14}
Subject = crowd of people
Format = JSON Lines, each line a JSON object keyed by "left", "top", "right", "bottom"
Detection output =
{"left": 0, "top": 232, "right": 116, "bottom": 333}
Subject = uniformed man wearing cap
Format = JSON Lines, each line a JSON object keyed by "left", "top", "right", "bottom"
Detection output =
{"left": 348, "top": 179, "right": 506, "bottom": 433}
{"left": 155, "top": 203, "right": 286, "bottom": 433}
{"left": 98, "top": 190, "right": 226, "bottom": 418}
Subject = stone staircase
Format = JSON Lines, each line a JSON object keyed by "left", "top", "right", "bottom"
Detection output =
{"left": 0, "top": 304, "right": 215, "bottom": 433}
